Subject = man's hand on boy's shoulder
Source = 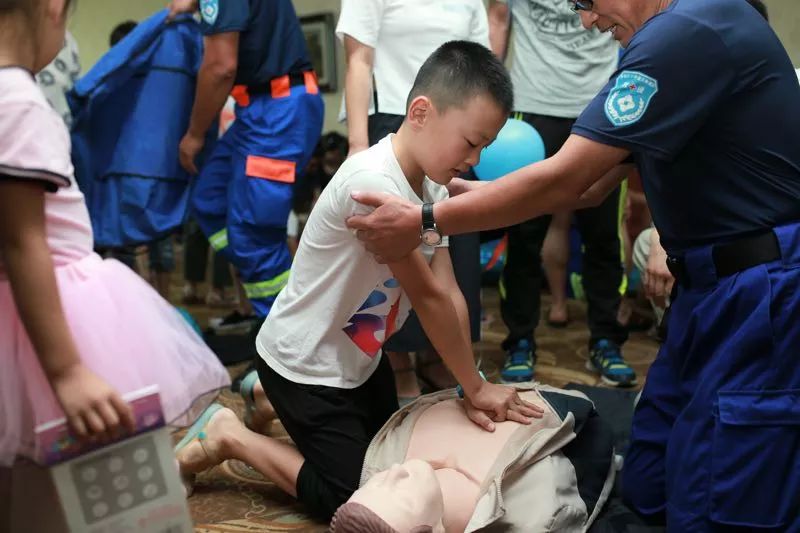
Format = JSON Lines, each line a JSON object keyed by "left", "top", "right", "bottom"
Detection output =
{"left": 346, "top": 191, "right": 421, "bottom": 262}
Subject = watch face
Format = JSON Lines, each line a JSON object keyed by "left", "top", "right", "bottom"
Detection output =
{"left": 421, "top": 229, "right": 442, "bottom": 246}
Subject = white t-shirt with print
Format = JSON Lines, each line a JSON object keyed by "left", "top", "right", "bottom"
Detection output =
{"left": 35, "top": 32, "right": 81, "bottom": 127}
{"left": 256, "top": 135, "right": 449, "bottom": 388}
{"left": 499, "top": 0, "right": 618, "bottom": 118}
{"left": 336, "top": 0, "right": 490, "bottom": 119}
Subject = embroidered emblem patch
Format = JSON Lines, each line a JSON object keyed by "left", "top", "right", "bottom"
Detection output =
{"left": 604, "top": 70, "right": 659, "bottom": 127}
{"left": 200, "top": 0, "right": 219, "bottom": 25}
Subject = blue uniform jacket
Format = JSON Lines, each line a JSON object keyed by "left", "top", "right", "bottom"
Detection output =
{"left": 69, "top": 10, "right": 214, "bottom": 247}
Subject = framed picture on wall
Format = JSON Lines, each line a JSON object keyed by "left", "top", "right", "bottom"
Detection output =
{"left": 300, "top": 13, "right": 338, "bottom": 93}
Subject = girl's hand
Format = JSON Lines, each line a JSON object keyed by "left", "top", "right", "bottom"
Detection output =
{"left": 49, "top": 363, "right": 136, "bottom": 442}
{"left": 463, "top": 382, "right": 544, "bottom": 432}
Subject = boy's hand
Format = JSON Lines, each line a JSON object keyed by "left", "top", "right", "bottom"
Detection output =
{"left": 464, "top": 382, "right": 543, "bottom": 432}
{"left": 50, "top": 363, "right": 136, "bottom": 443}
{"left": 446, "top": 178, "right": 486, "bottom": 197}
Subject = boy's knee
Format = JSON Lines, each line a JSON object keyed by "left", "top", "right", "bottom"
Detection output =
{"left": 296, "top": 461, "right": 359, "bottom": 521}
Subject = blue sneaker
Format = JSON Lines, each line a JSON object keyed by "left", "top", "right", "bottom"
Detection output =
{"left": 588, "top": 339, "right": 637, "bottom": 387}
{"left": 501, "top": 339, "right": 535, "bottom": 383}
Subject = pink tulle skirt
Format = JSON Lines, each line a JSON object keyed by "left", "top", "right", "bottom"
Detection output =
{"left": 0, "top": 253, "right": 231, "bottom": 466}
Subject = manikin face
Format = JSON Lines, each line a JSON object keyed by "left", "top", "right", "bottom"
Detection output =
{"left": 349, "top": 459, "right": 445, "bottom": 533}
{"left": 409, "top": 93, "right": 507, "bottom": 186}
{"left": 576, "top": 0, "right": 667, "bottom": 48}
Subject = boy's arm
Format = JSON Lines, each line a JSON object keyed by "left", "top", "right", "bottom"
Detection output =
{"left": 429, "top": 248, "right": 471, "bottom": 360}
{"left": 388, "top": 250, "right": 483, "bottom": 398}
{"left": 388, "top": 250, "right": 543, "bottom": 430}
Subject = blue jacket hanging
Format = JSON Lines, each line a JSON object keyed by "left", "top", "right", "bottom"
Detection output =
{"left": 70, "top": 10, "right": 214, "bottom": 247}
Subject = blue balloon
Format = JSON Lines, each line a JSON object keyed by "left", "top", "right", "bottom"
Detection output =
{"left": 473, "top": 118, "right": 546, "bottom": 181}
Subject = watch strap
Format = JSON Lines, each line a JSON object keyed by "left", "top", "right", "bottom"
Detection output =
{"left": 422, "top": 202, "right": 435, "bottom": 230}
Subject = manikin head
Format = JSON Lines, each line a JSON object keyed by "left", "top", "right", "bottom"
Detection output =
{"left": 330, "top": 459, "right": 445, "bottom": 533}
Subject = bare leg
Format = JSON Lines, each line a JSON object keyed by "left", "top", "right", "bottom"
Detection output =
{"left": 248, "top": 378, "right": 278, "bottom": 434}
{"left": 231, "top": 266, "right": 254, "bottom": 316}
{"left": 543, "top": 211, "right": 572, "bottom": 324}
{"left": 155, "top": 271, "right": 171, "bottom": 300}
{"left": 177, "top": 407, "right": 303, "bottom": 497}
{"left": 388, "top": 351, "right": 421, "bottom": 398}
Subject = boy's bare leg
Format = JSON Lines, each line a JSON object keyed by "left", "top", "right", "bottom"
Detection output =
{"left": 177, "top": 407, "right": 303, "bottom": 497}
{"left": 249, "top": 377, "right": 278, "bottom": 433}
{"left": 388, "top": 351, "right": 421, "bottom": 398}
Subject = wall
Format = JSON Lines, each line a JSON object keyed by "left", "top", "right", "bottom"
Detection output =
{"left": 69, "top": 0, "right": 167, "bottom": 67}
{"left": 292, "top": 0, "right": 346, "bottom": 134}
{"left": 766, "top": 0, "right": 800, "bottom": 66}
{"left": 69, "top": 0, "right": 347, "bottom": 134}
{"left": 68, "top": 0, "right": 800, "bottom": 135}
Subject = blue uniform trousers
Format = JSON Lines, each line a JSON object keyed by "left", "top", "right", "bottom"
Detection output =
{"left": 192, "top": 82, "right": 323, "bottom": 317}
{"left": 623, "top": 221, "right": 800, "bottom": 531}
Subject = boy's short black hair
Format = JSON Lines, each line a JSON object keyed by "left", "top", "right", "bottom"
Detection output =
{"left": 746, "top": 0, "right": 768, "bottom": 21}
{"left": 406, "top": 40, "right": 513, "bottom": 115}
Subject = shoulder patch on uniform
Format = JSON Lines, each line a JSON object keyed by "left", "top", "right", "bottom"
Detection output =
{"left": 200, "top": 0, "right": 219, "bottom": 24}
{"left": 604, "top": 70, "right": 659, "bottom": 127}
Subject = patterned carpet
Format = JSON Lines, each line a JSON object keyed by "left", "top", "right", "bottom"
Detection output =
{"left": 179, "top": 285, "right": 660, "bottom": 532}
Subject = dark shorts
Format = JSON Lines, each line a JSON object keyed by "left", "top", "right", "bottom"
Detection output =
{"left": 256, "top": 355, "right": 399, "bottom": 520}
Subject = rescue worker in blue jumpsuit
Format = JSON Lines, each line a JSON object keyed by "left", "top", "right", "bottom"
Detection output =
{"left": 344, "top": 0, "right": 800, "bottom": 530}
{"left": 171, "top": 0, "right": 324, "bottom": 318}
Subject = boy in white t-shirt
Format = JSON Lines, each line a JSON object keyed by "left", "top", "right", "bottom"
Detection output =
{"left": 175, "top": 41, "right": 542, "bottom": 520}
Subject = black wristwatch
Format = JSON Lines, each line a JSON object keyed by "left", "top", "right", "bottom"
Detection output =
{"left": 420, "top": 203, "right": 442, "bottom": 246}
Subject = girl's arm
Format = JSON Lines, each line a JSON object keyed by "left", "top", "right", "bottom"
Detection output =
{"left": 0, "top": 180, "right": 134, "bottom": 440}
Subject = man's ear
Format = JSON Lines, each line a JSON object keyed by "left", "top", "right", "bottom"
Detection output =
{"left": 406, "top": 95, "right": 433, "bottom": 131}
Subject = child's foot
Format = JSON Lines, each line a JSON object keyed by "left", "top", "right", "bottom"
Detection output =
{"left": 174, "top": 404, "right": 241, "bottom": 476}
{"left": 547, "top": 304, "right": 569, "bottom": 328}
{"left": 240, "top": 370, "right": 278, "bottom": 434}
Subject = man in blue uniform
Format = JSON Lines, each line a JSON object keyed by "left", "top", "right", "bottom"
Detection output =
{"left": 346, "top": 0, "right": 800, "bottom": 529}
{"left": 170, "top": 0, "right": 324, "bottom": 318}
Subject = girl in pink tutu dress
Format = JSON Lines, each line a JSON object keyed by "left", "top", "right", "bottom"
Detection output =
{"left": 0, "top": 0, "right": 230, "bottom": 468}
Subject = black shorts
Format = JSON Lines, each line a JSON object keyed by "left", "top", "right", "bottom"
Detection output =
{"left": 256, "top": 355, "right": 398, "bottom": 520}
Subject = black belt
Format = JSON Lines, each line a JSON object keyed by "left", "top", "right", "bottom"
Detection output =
{"left": 247, "top": 71, "right": 311, "bottom": 95}
{"left": 666, "top": 230, "right": 781, "bottom": 287}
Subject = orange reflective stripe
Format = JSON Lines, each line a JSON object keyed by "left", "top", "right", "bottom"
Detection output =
{"left": 230, "top": 85, "right": 250, "bottom": 107}
{"left": 303, "top": 71, "right": 319, "bottom": 95}
{"left": 270, "top": 75, "right": 290, "bottom": 98}
{"left": 245, "top": 155, "right": 296, "bottom": 184}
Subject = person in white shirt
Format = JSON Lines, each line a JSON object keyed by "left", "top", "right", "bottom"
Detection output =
{"left": 337, "top": 0, "right": 490, "bottom": 402}
{"left": 35, "top": 31, "right": 80, "bottom": 127}
{"left": 175, "top": 42, "right": 542, "bottom": 521}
